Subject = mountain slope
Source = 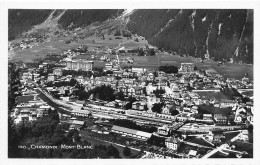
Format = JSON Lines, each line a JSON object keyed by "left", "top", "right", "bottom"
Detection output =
{"left": 127, "top": 9, "right": 253, "bottom": 64}
{"left": 8, "top": 9, "right": 253, "bottom": 64}
{"left": 8, "top": 9, "right": 53, "bottom": 40}
{"left": 58, "top": 9, "right": 124, "bottom": 28}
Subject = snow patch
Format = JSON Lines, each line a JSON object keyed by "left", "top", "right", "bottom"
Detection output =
{"left": 205, "top": 22, "right": 213, "bottom": 59}
{"left": 190, "top": 10, "right": 196, "bottom": 56}
{"left": 191, "top": 9, "right": 196, "bottom": 18}
{"left": 194, "top": 40, "right": 197, "bottom": 57}
{"left": 190, "top": 10, "right": 196, "bottom": 31}
{"left": 123, "top": 9, "right": 134, "bottom": 16}
{"left": 155, "top": 9, "right": 183, "bottom": 37}
{"left": 44, "top": 10, "right": 56, "bottom": 23}
{"left": 239, "top": 25, "right": 245, "bottom": 41}
{"left": 218, "top": 23, "right": 223, "bottom": 35}
{"left": 116, "top": 9, "right": 135, "bottom": 23}
{"left": 239, "top": 10, "right": 248, "bottom": 41}
{"left": 234, "top": 47, "right": 239, "bottom": 57}
{"left": 155, "top": 19, "right": 173, "bottom": 36}
{"left": 202, "top": 15, "right": 207, "bottom": 23}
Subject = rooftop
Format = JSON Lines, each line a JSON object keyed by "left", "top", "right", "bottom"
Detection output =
{"left": 17, "top": 95, "right": 35, "bottom": 104}
{"left": 72, "top": 120, "right": 85, "bottom": 126}
{"left": 111, "top": 125, "right": 152, "bottom": 138}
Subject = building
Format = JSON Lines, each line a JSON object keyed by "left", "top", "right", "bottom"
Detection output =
{"left": 179, "top": 63, "right": 195, "bottom": 73}
{"left": 220, "top": 99, "right": 236, "bottom": 108}
{"left": 165, "top": 136, "right": 180, "bottom": 150}
{"left": 22, "top": 72, "right": 32, "bottom": 80}
{"left": 47, "top": 73, "right": 56, "bottom": 82}
{"left": 242, "top": 77, "right": 250, "bottom": 84}
{"left": 146, "top": 83, "right": 157, "bottom": 95}
{"left": 214, "top": 114, "right": 228, "bottom": 125}
{"left": 111, "top": 125, "right": 152, "bottom": 140}
{"left": 53, "top": 68, "right": 63, "bottom": 76}
{"left": 13, "top": 94, "right": 51, "bottom": 124}
{"left": 203, "top": 114, "right": 213, "bottom": 120}
{"left": 157, "top": 125, "right": 170, "bottom": 136}
{"left": 131, "top": 67, "right": 147, "bottom": 74}
{"left": 66, "top": 59, "right": 93, "bottom": 71}
{"left": 132, "top": 101, "right": 146, "bottom": 111}
{"left": 180, "top": 76, "right": 189, "bottom": 84}
{"left": 69, "top": 120, "right": 85, "bottom": 130}
{"left": 14, "top": 109, "right": 36, "bottom": 124}
{"left": 71, "top": 109, "right": 91, "bottom": 117}
{"left": 105, "top": 62, "right": 113, "bottom": 70}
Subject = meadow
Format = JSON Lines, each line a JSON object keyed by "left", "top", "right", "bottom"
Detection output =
{"left": 196, "top": 91, "right": 230, "bottom": 102}
{"left": 9, "top": 35, "right": 253, "bottom": 81}
{"left": 123, "top": 55, "right": 253, "bottom": 80}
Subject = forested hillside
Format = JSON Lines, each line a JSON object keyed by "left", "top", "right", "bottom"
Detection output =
{"left": 8, "top": 9, "right": 52, "bottom": 40}
{"left": 127, "top": 9, "right": 253, "bottom": 64}
{"left": 58, "top": 9, "right": 124, "bottom": 28}
{"left": 8, "top": 9, "right": 253, "bottom": 64}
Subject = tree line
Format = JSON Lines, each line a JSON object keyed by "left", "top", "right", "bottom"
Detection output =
{"left": 113, "top": 119, "right": 157, "bottom": 133}
{"left": 8, "top": 108, "right": 121, "bottom": 158}
{"left": 127, "top": 9, "right": 253, "bottom": 64}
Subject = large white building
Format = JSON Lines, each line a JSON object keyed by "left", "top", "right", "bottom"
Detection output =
{"left": 66, "top": 59, "right": 94, "bottom": 71}
{"left": 179, "top": 63, "right": 195, "bottom": 73}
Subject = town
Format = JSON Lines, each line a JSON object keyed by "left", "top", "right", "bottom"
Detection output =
{"left": 8, "top": 42, "right": 253, "bottom": 159}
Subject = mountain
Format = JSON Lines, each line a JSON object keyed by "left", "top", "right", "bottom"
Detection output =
{"left": 8, "top": 9, "right": 124, "bottom": 40}
{"left": 8, "top": 9, "right": 253, "bottom": 64}
{"left": 127, "top": 9, "right": 253, "bottom": 64}
{"left": 8, "top": 9, "right": 53, "bottom": 40}
{"left": 58, "top": 9, "right": 124, "bottom": 28}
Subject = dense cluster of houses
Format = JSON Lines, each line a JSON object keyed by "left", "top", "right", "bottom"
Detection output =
{"left": 20, "top": 56, "right": 254, "bottom": 128}
{"left": 14, "top": 47, "right": 254, "bottom": 158}
{"left": 8, "top": 32, "right": 48, "bottom": 51}
{"left": 11, "top": 90, "right": 53, "bottom": 124}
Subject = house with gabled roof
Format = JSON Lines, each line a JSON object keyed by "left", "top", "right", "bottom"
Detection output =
{"left": 165, "top": 136, "right": 181, "bottom": 150}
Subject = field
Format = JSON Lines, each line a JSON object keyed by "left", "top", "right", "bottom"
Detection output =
{"left": 202, "top": 62, "right": 253, "bottom": 81}
{"left": 9, "top": 34, "right": 253, "bottom": 80}
{"left": 196, "top": 91, "right": 230, "bottom": 102}
{"left": 124, "top": 55, "right": 253, "bottom": 80}
{"left": 197, "top": 104, "right": 232, "bottom": 117}
{"left": 9, "top": 34, "right": 148, "bottom": 61}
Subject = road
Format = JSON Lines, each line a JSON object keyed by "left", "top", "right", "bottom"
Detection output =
{"left": 201, "top": 144, "right": 243, "bottom": 158}
{"left": 35, "top": 88, "right": 72, "bottom": 115}
{"left": 193, "top": 89, "right": 220, "bottom": 92}
{"left": 37, "top": 88, "right": 82, "bottom": 109}
{"left": 237, "top": 89, "right": 253, "bottom": 92}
